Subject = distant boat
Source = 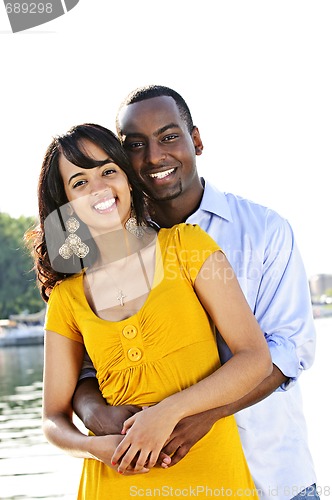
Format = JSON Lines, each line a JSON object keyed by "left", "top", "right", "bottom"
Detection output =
{"left": 0, "top": 311, "right": 45, "bottom": 347}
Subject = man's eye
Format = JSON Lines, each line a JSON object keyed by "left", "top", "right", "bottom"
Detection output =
{"left": 126, "top": 141, "right": 144, "bottom": 150}
{"left": 163, "top": 134, "right": 178, "bottom": 142}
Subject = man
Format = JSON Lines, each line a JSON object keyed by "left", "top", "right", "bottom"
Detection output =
{"left": 73, "top": 85, "right": 318, "bottom": 500}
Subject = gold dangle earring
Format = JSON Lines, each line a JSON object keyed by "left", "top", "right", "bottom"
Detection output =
{"left": 59, "top": 217, "right": 90, "bottom": 260}
{"left": 125, "top": 200, "right": 145, "bottom": 238}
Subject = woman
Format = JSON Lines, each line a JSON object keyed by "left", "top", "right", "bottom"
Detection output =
{"left": 27, "top": 123, "right": 271, "bottom": 498}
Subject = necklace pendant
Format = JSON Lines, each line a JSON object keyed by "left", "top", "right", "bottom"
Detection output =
{"left": 117, "top": 290, "right": 126, "bottom": 306}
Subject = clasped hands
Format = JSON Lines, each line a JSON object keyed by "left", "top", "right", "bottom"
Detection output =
{"left": 111, "top": 405, "right": 176, "bottom": 474}
{"left": 89, "top": 404, "right": 217, "bottom": 475}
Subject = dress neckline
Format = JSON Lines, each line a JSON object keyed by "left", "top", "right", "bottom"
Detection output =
{"left": 80, "top": 233, "right": 164, "bottom": 324}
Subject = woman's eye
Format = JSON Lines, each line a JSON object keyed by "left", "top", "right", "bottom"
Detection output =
{"left": 103, "top": 168, "right": 116, "bottom": 176}
{"left": 72, "top": 179, "right": 86, "bottom": 189}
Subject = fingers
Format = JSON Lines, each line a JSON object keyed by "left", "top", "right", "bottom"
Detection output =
{"left": 111, "top": 435, "right": 151, "bottom": 474}
{"left": 160, "top": 438, "right": 179, "bottom": 459}
{"left": 111, "top": 436, "right": 131, "bottom": 470}
{"left": 113, "top": 447, "right": 154, "bottom": 474}
{"left": 161, "top": 437, "right": 191, "bottom": 467}
{"left": 121, "top": 414, "right": 136, "bottom": 435}
{"left": 160, "top": 453, "right": 172, "bottom": 469}
{"left": 165, "top": 445, "right": 189, "bottom": 467}
{"left": 112, "top": 437, "right": 162, "bottom": 474}
{"left": 117, "top": 463, "right": 150, "bottom": 476}
{"left": 127, "top": 467, "right": 150, "bottom": 475}
{"left": 145, "top": 450, "right": 160, "bottom": 470}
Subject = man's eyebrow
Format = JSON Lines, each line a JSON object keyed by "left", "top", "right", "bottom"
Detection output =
{"left": 124, "top": 123, "right": 180, "bottom": 139}
{"left": 154, "top": 123, "right": 180, "bottom": 136}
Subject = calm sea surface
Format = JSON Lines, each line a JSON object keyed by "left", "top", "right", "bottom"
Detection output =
{"left": 0, "top": 345, "right": 82, "bottom": 500}
{"left": 0, "top": 319, "right": 331, "bottom": 499}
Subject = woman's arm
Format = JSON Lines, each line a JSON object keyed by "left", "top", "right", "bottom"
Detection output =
{"left": 43, "top": 330, "right": 88, "bottom": 454}
{"left": 161, "top": 364, "right": 287, "bottom": 466}
{"left": 43, "top": 330, "right": 149, "bottom": 474}
{"left": 111, "top": 251, "right": 272, "bottom": 473}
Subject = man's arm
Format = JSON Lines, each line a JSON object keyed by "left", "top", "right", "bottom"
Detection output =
{"left": 72, "top": 377, "right": 141, "bottom": 436}
{"left": 160, "top": 364, "right": 286, "bottom": 466}
{"left": 72, "top": 360, "right": 286, "bottom": 462}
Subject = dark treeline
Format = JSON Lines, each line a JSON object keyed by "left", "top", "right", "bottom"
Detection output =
{"left": 0, "top": 213, "right": 44, "bottom": 319}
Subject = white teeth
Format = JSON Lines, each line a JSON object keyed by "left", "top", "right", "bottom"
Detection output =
{"left": 149, "top": 168, "right": 175, "bottom": 179}
{"left": 94, "top": 198, "right": 116, "bottom": 210}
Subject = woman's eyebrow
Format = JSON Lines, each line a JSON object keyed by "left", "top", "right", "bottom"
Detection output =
{"left": 68, "top": 172, "right": 84, "bottom": 185}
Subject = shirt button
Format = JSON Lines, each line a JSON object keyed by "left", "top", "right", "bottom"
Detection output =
{"left": 122, "top": 325, "right": 138, "bottom": 339}
{"left": 127, "top": 347, "right": 142, "bottom": 362}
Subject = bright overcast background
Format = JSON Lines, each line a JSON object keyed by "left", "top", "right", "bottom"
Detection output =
{"left": 0, "top": 1, "right": 331, "bottom": 279}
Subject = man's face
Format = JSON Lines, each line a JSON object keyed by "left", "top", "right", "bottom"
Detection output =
{"left": 117, "top": 96, "right": 202, "bottom": 202}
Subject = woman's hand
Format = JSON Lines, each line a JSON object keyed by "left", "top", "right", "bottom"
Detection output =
{"left": 111, "top": 405, "right": 178, "bottom": 474}
{"left": 89, "top": 434, "right": 150, "bottom": 475}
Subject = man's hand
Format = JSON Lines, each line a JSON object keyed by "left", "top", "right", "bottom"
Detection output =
{"left": 92, "top": 405, "right": 142, "bottom": 436}
{"left": 72, "top": 377, "right": 141, "bottom": 435}
{"left": 160, "top": 365, "right": 289, "bottom": 467}
{"left": 159, "top": 409, "right": 223, "bottom": 466}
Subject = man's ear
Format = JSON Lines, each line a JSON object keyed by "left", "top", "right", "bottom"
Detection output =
{"left": 192, "top": 126, "right": 204, "bottom": 156}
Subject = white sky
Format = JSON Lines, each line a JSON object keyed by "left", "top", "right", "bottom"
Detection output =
{"left": 0, "top": 0, "right": 331, "bottom": 278}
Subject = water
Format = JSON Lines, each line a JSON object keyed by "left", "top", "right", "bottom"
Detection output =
{"left": 0, "top": 345, "right": 82, "bottom": 500}
{"left": 0, "top": 320, "right": 331, "bottom": 499}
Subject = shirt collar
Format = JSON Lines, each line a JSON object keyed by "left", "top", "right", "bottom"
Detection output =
{"left": 198, "top": 178, "right": 233, "bottom": 222}
{"left": 148, "top": 178, "right": 233, "bottom": 229}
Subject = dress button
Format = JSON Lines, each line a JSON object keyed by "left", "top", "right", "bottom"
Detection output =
{"left": 127, "top": 347, "right": 142, "bottom": 362}
{"left": 122, "top": 325, "right": 137, "bottom": 339}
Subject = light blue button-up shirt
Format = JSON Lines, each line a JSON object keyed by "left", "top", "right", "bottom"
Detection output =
{"left": 186, "top": 179, "right": 316, "bottom": 499}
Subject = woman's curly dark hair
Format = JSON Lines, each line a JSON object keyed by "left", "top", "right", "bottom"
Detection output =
{"left": 25, "top": 123, "right": 147, "bottom": 302}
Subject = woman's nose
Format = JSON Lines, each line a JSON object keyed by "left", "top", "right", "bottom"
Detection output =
{"left": 90, "top": 177, "right": 109, "bottom": 195}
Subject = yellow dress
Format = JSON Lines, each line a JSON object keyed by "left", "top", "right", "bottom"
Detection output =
{"left": 45, "top": 223, "right": 258, "bottom": 499}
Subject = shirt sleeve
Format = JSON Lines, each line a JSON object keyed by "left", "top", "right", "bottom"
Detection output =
{"left": 45, "top": 281, "right": 84, "bottom": 344}
{"left": 255, "top": 211, "right": 316, "bottom": 390}
{"left": 79, "top": 350, "right": 97, "bottom": 380}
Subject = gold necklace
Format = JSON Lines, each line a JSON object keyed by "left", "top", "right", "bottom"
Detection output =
{"left": 88, "top": 250, "right": 152, "bottom": 309}
{"left": 114, "top": 251, "right": 151, "bottom": 306}
{"left": 116, "top": 289, "right": 126, "bottom": 307}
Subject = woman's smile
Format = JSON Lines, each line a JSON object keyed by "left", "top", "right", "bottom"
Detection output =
{"left": 92, "top": 196, "right": 117, "bottom": 214}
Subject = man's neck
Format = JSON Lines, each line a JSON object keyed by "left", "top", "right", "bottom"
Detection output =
{"left": 149, "top": 180, "right": 204, "bottom": 229}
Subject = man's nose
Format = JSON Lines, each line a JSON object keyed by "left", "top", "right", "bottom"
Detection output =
{"left": 145, "top": 142, "right": 166, "bottom": 165}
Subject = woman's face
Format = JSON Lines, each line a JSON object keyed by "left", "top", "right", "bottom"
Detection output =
{"left": 58, "top": 140, "right": 132, "bottom": 236}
